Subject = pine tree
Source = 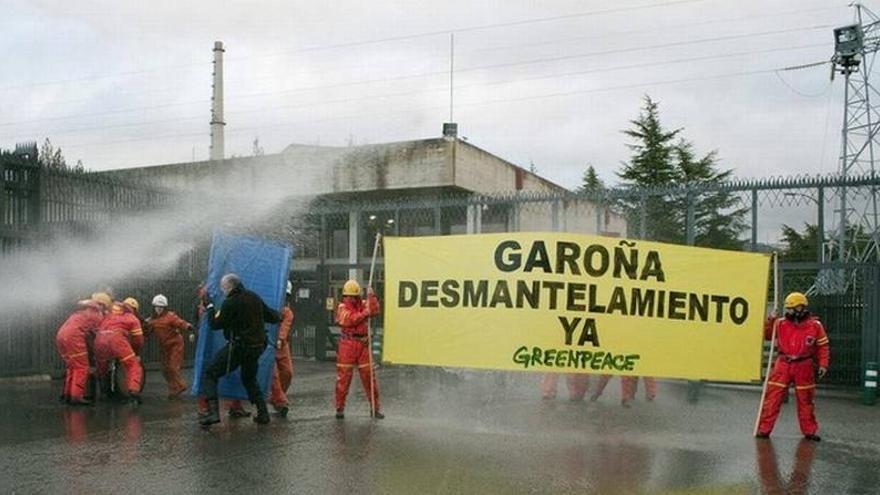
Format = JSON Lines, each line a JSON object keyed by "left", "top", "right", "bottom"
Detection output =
{"left": 579, "top": 165, "right": 605, "bottom": 194}
{"left": 617, "top": 96, "right": 682, "bottom": 242}
{"left": 38, "top": 138, "right": 68, "bottom": 169}
{"left": 780, "top": 223, "right": 821, "bottom": 261}
{"left": 674, "top": 140, "right": 748, "bottom": 249}
{"left": 617, "top": 96, "right": 747, "bottom": 248}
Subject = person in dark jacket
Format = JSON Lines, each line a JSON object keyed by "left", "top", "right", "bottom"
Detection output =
{"left": 199, "top": 273, "right": 280, "bottom": 427}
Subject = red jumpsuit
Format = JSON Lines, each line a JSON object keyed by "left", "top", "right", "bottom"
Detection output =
{"left": 146, "top": 310, "right": 192, "bottom": 396}
{"left": 757, "top": 316, "right": 830, "bottom": 436}
{"left": 335, "top": 294, "right": 380, "bottom": 412}
{"left": 94, "top": 303, "right": 144, "bottom": 395}
{"left": 56, "top": 302, "right": 104, "bottom": 402}
{"left": 270, "top": 306, "right": 295, "bottom": 408}
{"left": 540, "top": 373, "right": 590, "bottom": 400}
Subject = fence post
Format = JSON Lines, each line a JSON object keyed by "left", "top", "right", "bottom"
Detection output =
{"left": 817, "top": 186, "right": 825, "bottom": 262}
{"left": 686, "top": 189, "right": 701, "bottom": 403}
{"left": 865, "top": 362, "right": 878, "bottom": 406}
{"left": 751, "top": 188, "right": 758, "bottom": 251}
{"left": 639, "top": 193, "right": 647, "bottom": 240}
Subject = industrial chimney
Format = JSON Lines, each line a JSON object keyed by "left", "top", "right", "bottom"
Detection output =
{"left": 210, "top": 41, "right": 225, "bottom": 161}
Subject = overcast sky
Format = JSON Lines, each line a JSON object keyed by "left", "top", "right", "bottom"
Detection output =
{"left": 0, "top": 0, "right": 861, "bottom": 191}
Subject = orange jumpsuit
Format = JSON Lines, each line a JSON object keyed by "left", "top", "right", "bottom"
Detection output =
{"left": 758, "top": 316, "right": 830, "bottom": 436}
{"left": 540, "top": 373, "right": 590, "bottom": 400}
{"left": 94, "top": 303, "right": 144, "bottom": 395}
{"left": 56, "top": 302, "right": 104, "bottom": 402}
{"left": 270, "top": 306, "right": 295, "bottom": 408}
{"left": 146, "top": 310, "right": 192, "bottom": 396}
{"left": 335, "top": 294, "right": 380, "bottom": 412}
{"left": 592, "top": 375, "right": 657, "bottom": 402}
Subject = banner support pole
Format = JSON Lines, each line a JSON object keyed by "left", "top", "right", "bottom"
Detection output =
{"left": 753, "top": 252, "right": 780, "bottom": 436}
{"left": 367, "top": 233, "right": 381, "bottom": 417}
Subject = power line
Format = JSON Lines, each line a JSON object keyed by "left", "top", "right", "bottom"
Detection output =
{"left": 225, "top": 0, "right": 710, "bottom": 62}
{"left": 1, "top": 42, "right": 827, "bottom": 142}
{"left": 0, "top": 0, "right": 707, "bottom": 93}
{"left": 0, "top": 23, "right": 832, "bottom": 129}
{"left": 60, "top": 59, "right": 827, "bottom": 152}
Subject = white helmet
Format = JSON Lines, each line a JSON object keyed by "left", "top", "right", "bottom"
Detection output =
{"left": 286, "top": 281, "right": 293, "bottom": 295}
{"left": 151, "top": 294, "right": 168, "bottom": 307}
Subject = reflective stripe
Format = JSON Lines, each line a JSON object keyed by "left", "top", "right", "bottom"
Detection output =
{"left": 66, "top": 351, "right": 88, "bottom": 358}
{"left": 768, "top": 381, "right": 788, "bottom": 388}
{"left": 119, "top": 353, "right": 136, "bottom": 362}
{"left": 795, "top": 384, "right": 816, "bottom": 390}
{"left": 131, "top": 329, "right": 143, "bottom": 336}
{"left": 337, "top": 364, "right": 354, "bottom": 369}
{"left": 358, "top": 363, "right": 371, "bottom": 369}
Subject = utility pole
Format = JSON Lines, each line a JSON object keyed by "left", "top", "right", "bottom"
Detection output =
{"left": 831, "top": 4, "right": 880, "bottom": 264}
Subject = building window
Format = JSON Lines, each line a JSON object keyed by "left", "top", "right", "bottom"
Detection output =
{"left": 441, "top": 206, "right": 467, "bottom": 235}
{"left": 361, "top": 210, "right": 395, "bottom": 257}
{"left": 481, "top": 204, "right": 509, "bottom": 233}
{"left": 325, "top": 214, "right": 349, "bottom": 259}
{"left": 399, "top": 208, "right": 435, "bottom": 237}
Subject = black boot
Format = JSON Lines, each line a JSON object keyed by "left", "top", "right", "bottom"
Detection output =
{"left": 199, "top": 400, "right": 221, "bottom": 427}
{"left": 253, "top": 399, "right": 270, "bottom": 425}
{"left": 336, "top": 409, "right": 345, "bottom": 419}
{"left": 804, "top": 434, "right": 821, "bottom": 442}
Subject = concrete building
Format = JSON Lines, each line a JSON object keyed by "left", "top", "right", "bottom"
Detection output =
{"left": 102, "top": 132, "right": 626, "bottom": 359}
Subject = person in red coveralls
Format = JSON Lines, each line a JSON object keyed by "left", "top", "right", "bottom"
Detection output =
{"left": 94, "top": 298, "right": 144, "bottom": 404}
{"left": 56, "top": 296, "right": 107, "bottom": 405}
{"left": 269, "top": 281, "right": 295, "bottom": 417}
{"left": 145, "top": 294, "right": 194, "bottom": 398}
{"left": 589, "top": 375, "right": 656, "bottom": 407}
{"left": 540, "top": 373, "right": 590, "bottom": 401}
{"left": 756, "top": 292, "right": 830, "bottom": 441}
{"left": 334, "top": 279, "right": 382, "bottom": 419}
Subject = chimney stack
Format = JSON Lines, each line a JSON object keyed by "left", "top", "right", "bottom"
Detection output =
{"left": 210, "top": 41, "right": 225, "bottom": 161}
{"left": 442, "top": 122, "right": 458, "bottom": 139}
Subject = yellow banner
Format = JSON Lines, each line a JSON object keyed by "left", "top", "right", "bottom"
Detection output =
{"left": 383, "top": 233, "right": 770, "bottom": 382}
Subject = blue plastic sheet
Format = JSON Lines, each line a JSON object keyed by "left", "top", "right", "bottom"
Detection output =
{"left": 190, "top": 232, "right": 293, "bottom": 400}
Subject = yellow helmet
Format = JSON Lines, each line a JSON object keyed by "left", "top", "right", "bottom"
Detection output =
{"left": 784, "top": 292, "right": 808, "bottom": 309}
{"left": 342, "top": 280, "right": 361, "bottom": 297}
{"left": 91, "top": 292, "right": 112, "bottom": 309}
{"left": 123, "top": 297, "right": 140, "bottom": 312}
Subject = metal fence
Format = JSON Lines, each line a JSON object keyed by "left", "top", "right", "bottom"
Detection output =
{"left": 300, "top": 174, "right": 880, "bottom": 386}
{"left": 2, "top": 164, "right": 880, "bottom": 387}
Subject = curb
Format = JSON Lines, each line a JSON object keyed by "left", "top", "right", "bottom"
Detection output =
{"left": 0, "top": 374, "right": 52, "bottom": 384}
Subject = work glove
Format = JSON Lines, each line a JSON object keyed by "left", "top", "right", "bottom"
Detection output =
{"left": 818, "top": 367, "right": 828, "bottom": 379}
{"left": 188, "top": 333, "right": 195, "bottom": 343}
{"left": 276, "top": 339, "right": 284, "bottom": 350}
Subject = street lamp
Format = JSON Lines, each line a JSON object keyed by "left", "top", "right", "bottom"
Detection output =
{"left": 783, "top": 192, "right": 825, "bottom": 263}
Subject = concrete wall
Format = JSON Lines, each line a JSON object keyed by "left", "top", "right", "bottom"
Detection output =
{"left": 102, "top": 139, "right": 456, "bottom": 196}
{"left": 514, "top": 198, "right": 626, "bottom": 237}
{"left": 452, "top": 140, "right": 563, "bottom": 194}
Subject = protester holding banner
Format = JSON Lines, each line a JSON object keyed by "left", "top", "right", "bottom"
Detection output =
{"left": 588, "top": 375, "right": 656, "bottom": 407}
{"left": 756, "top": 292, "right": 829, "bottom": 441}
{"left": 540, "top": 373, "right": 590, "bottom": 401}
{"left": 199, "top": 273, "right": 281, "bottom": 427}
{"left": 334, "top": 279, "right": 383, "bottom": 419}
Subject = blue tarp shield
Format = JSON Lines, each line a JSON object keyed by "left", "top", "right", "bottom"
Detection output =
{"left": 190, "top": 232, "right": 292, "bottom": 400}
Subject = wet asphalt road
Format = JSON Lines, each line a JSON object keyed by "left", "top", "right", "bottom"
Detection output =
{"left": 1, "top": 362, "right": 879, "bottom": 494}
